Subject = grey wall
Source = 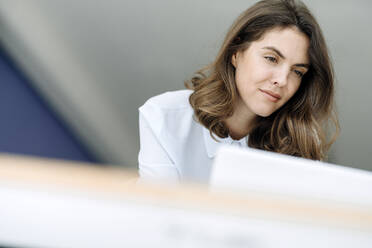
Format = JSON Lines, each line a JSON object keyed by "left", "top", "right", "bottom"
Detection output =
{"left": 0, "top": 0, "right": 371, "bottom": 170}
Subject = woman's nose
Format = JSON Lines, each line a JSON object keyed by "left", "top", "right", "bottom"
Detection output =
{"left": 272, "top": 68, "right": 289, "bottom": 87}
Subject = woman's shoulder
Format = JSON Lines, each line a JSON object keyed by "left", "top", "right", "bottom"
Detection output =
{"left": 139, "top": 89, "right": 194, "bottom": 124}
{"left": 139, "top": 89, "right": 196, "bottom": 139}
{"left": 142, "top": 89, "right": 193, "bottom": 110}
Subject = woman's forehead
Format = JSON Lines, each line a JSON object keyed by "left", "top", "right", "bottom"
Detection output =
{"left": 250, "top": 27, "right": 310, "bottom": 64}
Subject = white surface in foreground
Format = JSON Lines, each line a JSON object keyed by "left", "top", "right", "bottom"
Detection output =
{"left": 0, "top": 182, "right": 371, "bottom": 248}
{"left": 211, "top": 146, "right": 372, "bottom": 206}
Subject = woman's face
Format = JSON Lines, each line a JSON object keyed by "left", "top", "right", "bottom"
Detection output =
{"left": 232, "top": 26, "right": 310, "bottom": 117}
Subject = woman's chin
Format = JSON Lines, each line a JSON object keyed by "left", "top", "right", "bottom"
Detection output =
{"left": 254, "top": 109, "right": 276, "bottom": 118}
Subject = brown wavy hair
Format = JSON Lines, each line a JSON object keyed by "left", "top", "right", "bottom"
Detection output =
{"left": 185, "top": 0, "right": 339, "bottom": 160}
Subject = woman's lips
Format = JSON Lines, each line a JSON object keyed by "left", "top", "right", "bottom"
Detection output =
{"left": 259, "top": 89, "right": 281, "bottom": 102}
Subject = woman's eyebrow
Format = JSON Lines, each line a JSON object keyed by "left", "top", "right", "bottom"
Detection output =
{"left": 262, "top": 46, "right": 310, "bottom": 68}
{"left": 262, "top": 46, "right": 286, "bottom": 59}
{"left": 294, "top": 63, "right": 310, "bottom": 69}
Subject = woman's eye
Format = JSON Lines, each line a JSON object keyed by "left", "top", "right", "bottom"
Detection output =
{"left": 294, "top": 70, "right": 304, "bottom": 78}
{"left": 264, "top": 56, "right": 277, "bottom": 63}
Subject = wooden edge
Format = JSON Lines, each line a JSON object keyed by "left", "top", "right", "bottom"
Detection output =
{"left": 0, "top": 153, "right": 371, "bottom": 231}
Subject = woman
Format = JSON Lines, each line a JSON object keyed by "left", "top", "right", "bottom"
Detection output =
{"left": 138, "top": 0, "right": 339, "bottom": 183}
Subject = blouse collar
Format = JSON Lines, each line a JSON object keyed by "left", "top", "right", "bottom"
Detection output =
{"left": 203, "top": 127, "right": 247, "bottom": 158}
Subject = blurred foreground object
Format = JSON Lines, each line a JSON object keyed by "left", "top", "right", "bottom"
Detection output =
{"left": 0, "top": 153, "right": 371, "bottom": 248}
{"left": 211, "top": 146, "right": 372, "bottom": 206}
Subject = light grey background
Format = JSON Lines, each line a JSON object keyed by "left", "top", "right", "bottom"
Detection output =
{"left": 0, "top": 0, "right": 371, "bottom": 170}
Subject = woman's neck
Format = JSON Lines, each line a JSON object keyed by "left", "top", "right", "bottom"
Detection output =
{"left": 225, "top": 99, "right": 256, "bottom": 140}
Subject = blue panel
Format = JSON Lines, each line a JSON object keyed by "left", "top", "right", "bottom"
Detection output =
{"left": 0, "top": 46, "right": 99, "bottom": 163}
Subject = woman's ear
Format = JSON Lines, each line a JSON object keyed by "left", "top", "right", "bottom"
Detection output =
{"left": 231, "top": 52, "right": 237, "bottom": 68}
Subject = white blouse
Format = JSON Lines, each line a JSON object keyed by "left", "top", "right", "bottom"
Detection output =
{"left": 138, "top": 89, "right": 247, "bottom": 184}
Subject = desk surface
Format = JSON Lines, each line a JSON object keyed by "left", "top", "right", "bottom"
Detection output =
{"left": 0, "top": 154, "right": 371, "bottom": 248}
